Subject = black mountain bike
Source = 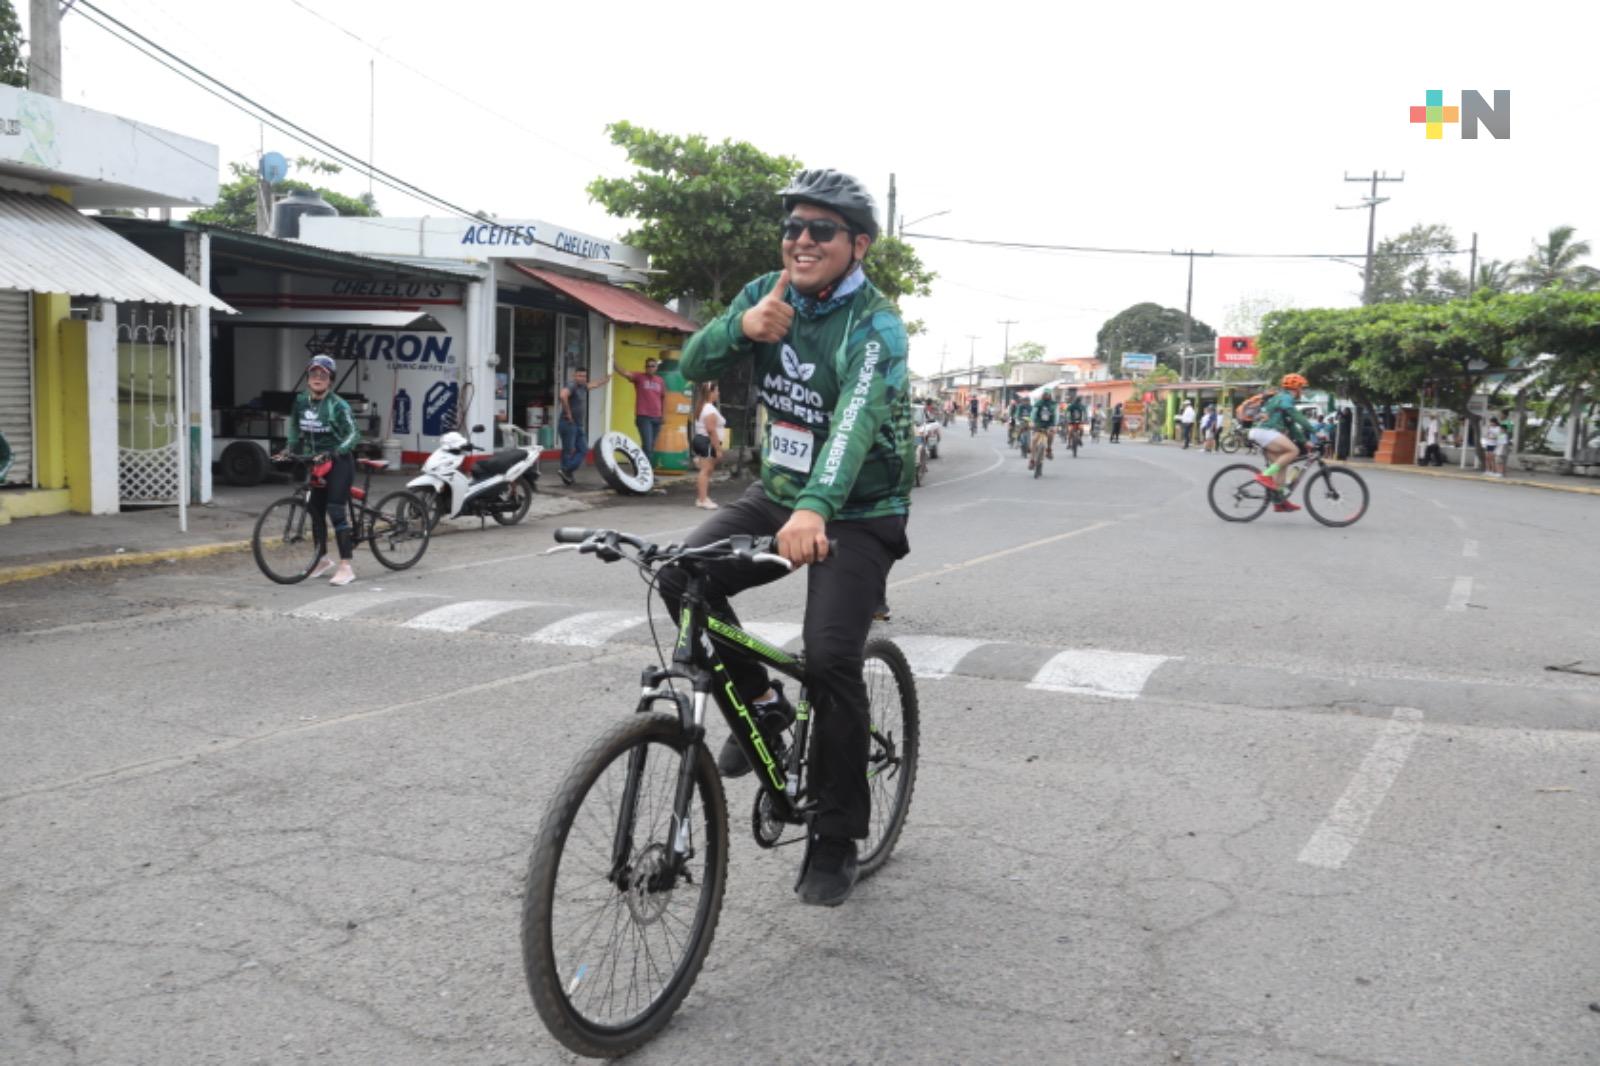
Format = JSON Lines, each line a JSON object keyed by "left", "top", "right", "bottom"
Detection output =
{"left": 1206, "top": 444, "right": 1369, "bottom": 527}
{"left": 251, "top": 456, "right": 431, "bottom": 582}
{"left": 521, "top": 528, "right": 920, "bottom": 1058}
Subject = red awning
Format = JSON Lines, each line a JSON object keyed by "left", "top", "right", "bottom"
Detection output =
{"left": 512, "top": 265, "right": 699, "bottom": 333}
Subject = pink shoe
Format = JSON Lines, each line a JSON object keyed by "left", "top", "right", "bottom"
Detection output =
{"left": 329, "top": 566, "right": 356, "bottom": 587}
{"left": 695, "top": 499, "right": 719, "bottom": 510}
{"left": 308, "top": 557, "right": 336, "bottom": 579}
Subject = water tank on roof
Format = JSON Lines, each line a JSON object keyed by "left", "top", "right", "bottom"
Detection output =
{"left": 271, "top": 189, "right": 338, "bottom": 239}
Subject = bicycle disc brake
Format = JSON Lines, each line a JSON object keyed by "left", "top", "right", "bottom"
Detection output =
{"left": 752, "top": 790, "right": 792, "bottom": 849}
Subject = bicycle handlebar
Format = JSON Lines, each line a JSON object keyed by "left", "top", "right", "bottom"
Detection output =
{"left": 551, "top": 527, "right": 836, "bottom": 572}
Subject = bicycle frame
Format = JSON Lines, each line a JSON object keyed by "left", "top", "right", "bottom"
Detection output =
{"left": 616, "top": 566, "right": 813, "bottom": 882}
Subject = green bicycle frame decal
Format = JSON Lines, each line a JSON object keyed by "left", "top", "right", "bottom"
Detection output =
{"left": 714, "top": 664, "right": 786, "bottom": 792}
{"left": 675, "top": 606, "right": 693, "bottom": 653}
{"left": 706, "top": 616, "right": 796, "bottom": 667}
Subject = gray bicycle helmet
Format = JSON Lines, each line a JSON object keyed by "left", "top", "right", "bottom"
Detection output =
{"left": 780, "top": 169, "right": 880, "bottom": 240}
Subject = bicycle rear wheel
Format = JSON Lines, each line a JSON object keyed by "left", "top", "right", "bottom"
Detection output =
{"left": 523, "top": 713, "right": 728, "bottom": 1058}
{"left": 1219, "top": 433, "right": 1240, "bottom": 454}
{"left": 1207, "top": 464, "right": 1270, "bottom": 522}
{"left": 368, "top": 491, "right": 431, "bottom": 570}
{"left": 1302, "top": 466, "right": 1369, "bottom": 527}
{"left": 858, "top": 637, "right": 920, "bottom": 878}
{"left": 251, "top": 497, "right": 319, "bottom": 583}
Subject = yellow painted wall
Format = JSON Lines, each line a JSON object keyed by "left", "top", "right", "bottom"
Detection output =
{"left": 59, "top": 319, "right": 94, "bottom": 512}
{"left": 31, "top": 292, "right": 70, "bottom": 492}
{"left": 607, "top": 327, "right": 692, "bottom": 472}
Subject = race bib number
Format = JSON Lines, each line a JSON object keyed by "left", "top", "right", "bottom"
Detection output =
{"left": 768, "top": 422, "right": 814, "bottom": 474}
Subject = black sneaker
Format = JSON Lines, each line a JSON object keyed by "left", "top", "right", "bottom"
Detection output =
{"left": 716, "top": 681, "right": 794, "bottom": 778}
{"left": 558, "top": 469, "right": 574, "bottom": 486}
{"left": 873, "top": 602, "right": 891, "bottom": 622}
{"left": 796, "top": 835, "right": 859, "bottom": 907}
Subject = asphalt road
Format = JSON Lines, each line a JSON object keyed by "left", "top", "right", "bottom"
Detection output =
{"left": 3, "top": 426, "right": 1598, "bottom": 1065}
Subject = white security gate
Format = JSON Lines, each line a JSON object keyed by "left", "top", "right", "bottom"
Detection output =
{"left": 0, "top": 289, "right": 33, "bottom": 486}
{"left": 118, "top": 305, "right": 187, "bottom": 517}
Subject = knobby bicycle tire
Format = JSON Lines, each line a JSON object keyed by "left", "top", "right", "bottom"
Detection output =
{"left": 251, "top": 496, "right": 319, "bottom": 584}
{"left": 1207, "top": 463, "right": 1270, "bottom": 522}
{"left": 1302, "top": 466, "right": 1369, "bottom": 527}
{"left": 523, "top": 713, "right": 729, "bottom": 1059}
{"left": 368, "top": 491, "right": 431, "bottom": 570}
{"left": 856, "top": 637, "right": 921, "bottom": 878}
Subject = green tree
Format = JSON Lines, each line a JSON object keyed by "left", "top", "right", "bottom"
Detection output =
{"left": 0, "top": 0, "right": 24, "bottom": 88}
{"left": 1095, "top": 302, "right": 1215, "bottom": 375}
{"left": 1511, "top": 225, "right": 1600, "bottom": 291}
{"left": 588, "top": 122, "right": 935, "bottom": 322}
{"left": 1008, "top": 340, "right": 1047, "bottom": 365}
{"left": 1365, "top": 223, "right": 1462, "bottom": 305}
{"left": 189, "top": 157, "right": 379, "bottom": 231}
{"left": 861, "top": 233, "right": 935, "bottom": 336}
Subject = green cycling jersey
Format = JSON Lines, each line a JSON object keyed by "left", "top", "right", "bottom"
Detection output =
{"left": 1259, "top": 392, "right": 1317, "bottom": 443}
{"left": 679, "top": 268, "right": 913, "bottom": 521}
{"left": 286, "top": 391, "right": 361, "bottom": 456}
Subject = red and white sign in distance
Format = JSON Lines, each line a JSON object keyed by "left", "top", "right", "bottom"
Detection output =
{"left": 1216, "top": 336, "right": 1258, "bottom": 367}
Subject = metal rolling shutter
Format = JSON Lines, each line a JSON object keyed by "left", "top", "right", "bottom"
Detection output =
{"left": 0, "top": 290, "right": 32, "bottom": 486}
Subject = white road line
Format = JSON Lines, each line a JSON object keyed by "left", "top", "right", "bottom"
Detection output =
{"left": 921, "top": 447, "right": 1008, "bottom": 490}
{"left": 1449, "top": 514, "right": 1467, "bottom": 530}
{"left": 745, "top": 622, "right": 803, "bottom": 648}
{"left": 525, "top": 610, "right": 647, "bottom": 647}
{"left": 893, "top": 635, "right": 989, "bottom": 679}
{"left": 888, "top": 520, "right": 1117, "bottom": 591}
{"left": 291, "top": 592, "right": 440, "bottom": 620}
{"left": 402, "top": 599, "right": 545, "bottom": 633}
{"left": 1026, "top": 649, "right": 1170, "bottom": 700}
{"left": 1445, "top": 576, "right": 1473, "bottom": 612}
{"left": 1298, "top": 707, "right": 1425, "bottom": 869}
{"left": 1462, "top": 539, "right": 1479, "bottom": 558}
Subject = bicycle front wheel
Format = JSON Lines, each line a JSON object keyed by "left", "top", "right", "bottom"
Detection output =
{"left": 858, "top": 637, "right": 921, "bottom": 878}
{"left": 523, "top": 713, "right": 728, "bottom": 1059}
{"left": 1302, "top": 466, "right": 1369, "bottom": 527}
{"left": 1207, "top": 464, "right": 1270, "bottom": 522}
{"left": 368, "top": 491, "right": 431, "bottom": 570}
{"left": 1218, "top": 433, "right": 1240, "bottom": 454}
{"left": 251, "top": 497, "right": 319, "bottom": 583}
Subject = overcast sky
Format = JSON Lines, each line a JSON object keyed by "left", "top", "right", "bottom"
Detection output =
{"left": 46, "top": 0, "right": 1599, "bottom": 376}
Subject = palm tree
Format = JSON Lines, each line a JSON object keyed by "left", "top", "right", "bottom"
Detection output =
{"left": 1475, "top": 258, "right": 1514, "bottom": 294}
{"left": 1511, "top": 226, "right": 1600, "bottom": 291}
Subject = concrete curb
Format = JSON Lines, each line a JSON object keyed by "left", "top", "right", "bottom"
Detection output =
{"left": 0, "top": 538, "right": 255, "bottom": 586}
{"left": 1347, "top": 462, "right": 1600, "bottom": 497}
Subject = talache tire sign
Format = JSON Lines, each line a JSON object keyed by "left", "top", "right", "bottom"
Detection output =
{"left": 591, "top": 431, "right": 654, "bottom": 495}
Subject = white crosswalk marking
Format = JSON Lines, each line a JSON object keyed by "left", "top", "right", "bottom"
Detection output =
{"left": 1026, "top": 648, "right": 1170, "bottom": 699}
{"left": 893, "top": 635, "right": 988, "bottom": 679}
{"left": 525, "top": 610, "right": 647, "bottom": 647}
{"left": 744, "top": 622, "right": 802, "bottom": 648}
{"left": 291, "top": 592, "right": 440, "bottom": 620}
{"left": 402, "top": 599, "right": 545, "bottom": 633}
{"left": 1298, "top": 707, "right": 1425, "bottom": 869}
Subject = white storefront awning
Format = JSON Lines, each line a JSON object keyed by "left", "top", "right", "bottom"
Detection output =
{"left": 0, "top": 190, "right": 233, "bottom": 312}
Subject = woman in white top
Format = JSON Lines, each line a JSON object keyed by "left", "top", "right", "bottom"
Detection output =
{"left": 691, "top": 382, "right": 726, "bottom": 509}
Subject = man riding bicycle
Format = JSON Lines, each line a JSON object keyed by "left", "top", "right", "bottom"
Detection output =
{"left": 1028, "top": 387, "right": 1057, "bottom": 468}
{"left": 669, "top": 169, "right": 912, "bottom": 907}
{"left": 1251, "top": 373, "right": 1321, "bottom": 512}
{"left": 1063, "top": 389, "right": 1087, "bottom": 448}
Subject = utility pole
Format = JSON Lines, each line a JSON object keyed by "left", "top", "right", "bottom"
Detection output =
{"left": 965, "top": 334, "right": 980, "bottom": 393}
{"left": 1342, "top": 171, "right": 1405, "bottom": 304}
{"left": 1468, "top": 232, "right": 1479, "bottom": 294}
{"left": 996, "top": 319, "right": 1019, "bottom": 365}
{"left": 27, "top": 0, "right": 63, "bottom": 97}
{"left": 886, "top": 174, "right": 897, "bottom": 239}
{"left": 1170, "top": 250, "right": 1213, "bottom": 380}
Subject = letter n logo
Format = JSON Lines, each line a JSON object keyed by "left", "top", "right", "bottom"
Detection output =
{"left": 1460, "top": 90, "right": 1511, "bottom": 139}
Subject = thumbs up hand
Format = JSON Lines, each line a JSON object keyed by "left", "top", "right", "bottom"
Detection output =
{"left": 740, "top": 270, "right": 794, "bottom": 343}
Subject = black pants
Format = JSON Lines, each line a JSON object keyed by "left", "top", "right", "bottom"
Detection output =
{"left": 657, "top": 482, "right": 909, "bottom": 840}
{"left": 1180, "top": 422, "right": 1194, "bottom": 448}
{"left": 1110, "top": 419, "right": 1122, "bottom": 442}
{"left": 310, "top": 454, "right": 355, "bottom": 560}
{"left": 1423, "top": 443, "right": 1445, "bottom": 466}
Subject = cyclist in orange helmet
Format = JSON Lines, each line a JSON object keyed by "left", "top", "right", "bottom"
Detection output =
{"left": 1249, "top": 373, "right": 1322, "bottom": 511}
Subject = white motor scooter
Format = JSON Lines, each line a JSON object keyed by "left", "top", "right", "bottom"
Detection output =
{"left": 408, "top": 424, "right": 539, "bottom": 530}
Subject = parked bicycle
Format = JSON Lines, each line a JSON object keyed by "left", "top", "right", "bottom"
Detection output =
{"left": 521, "top": 528, "right": 919, "bottom": 1057}
{"left": 1206, "top": 443, "right": 1369, "bottom": 527}
{"left": 1216, "top": 424, "right": 1259, "bottom": 455}
{"left": 251, "top": 456, "right": 431, "bottom": 582}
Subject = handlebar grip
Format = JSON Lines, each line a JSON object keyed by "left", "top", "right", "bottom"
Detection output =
{"left": 553, "top": 527, "right": 596, "bottom": 544}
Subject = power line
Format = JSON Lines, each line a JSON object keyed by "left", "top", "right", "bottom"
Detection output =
{"left": 901, "top": 231, "right": 1466, "bottom": 261}
{"left": 72, "top": 0, "right": 485, "bottom": 223}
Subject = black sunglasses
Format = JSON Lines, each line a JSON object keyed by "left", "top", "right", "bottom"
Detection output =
{"left": 781, "top": 216, "right": 854, "bottom": 243}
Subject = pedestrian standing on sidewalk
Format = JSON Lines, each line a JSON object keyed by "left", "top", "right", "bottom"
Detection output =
{"left": 1179, "top": 400, "right": 1197, "bottom": 449}
{"left": 1483, "top": 417, "right": 1503, "bottom": 477}
{"left": 1110, "top": 402, "right": 1123, "bottom": 443}
{"left": 1421, "top": 413, "right": 1445, "bottom": 466}
{"left": 556, "top": 365, "right": 611, "bottom": 486}
{"left": 617, "top": 357, "right": 667, "bottom": 463}
{"left": 1200, "top": 404, "right": 1218, "bottom": 451}
{"left": 275, "top": 354, "right": 361, "bottom": 586}
{"left": 691, "top": 381, "right": 726, "bottom": 509}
